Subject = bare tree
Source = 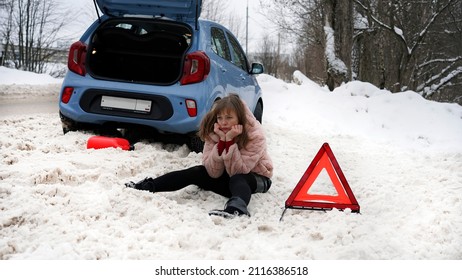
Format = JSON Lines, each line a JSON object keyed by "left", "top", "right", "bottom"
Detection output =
{"left": 1, "top": 0, "right": 68, "bottom": 72}
{"left": 17, "top": 0, "right": 67, "bottom": 72}
{"left": 201, "top": 0, "right": 245, "bottom": 42}
{"left": 263, "top": 0, "right": 461, "bottom": 104}
{"left": 353, "top": 0, "right": 462, "bottom": 103}
{"left": 324, "top": 0, "right": 354, "bottom": 90}
{"left": 201, "top": 0, "right": 229, "bottom": 23}
{"left": 254, "top": 33, "right": 281, "bottom": 77}
{"left": 261, "top": 0, "right": 353, "bottom": 89}
{"left": 252, "top": 33, "right": 295, "bottom": 82}
{"left": 0, "top": 0, "right": 15, "bottom": 66}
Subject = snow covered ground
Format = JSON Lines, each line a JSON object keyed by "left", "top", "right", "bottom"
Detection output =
{"left": 1, "top": 66, "right": 461, "bottom": 262}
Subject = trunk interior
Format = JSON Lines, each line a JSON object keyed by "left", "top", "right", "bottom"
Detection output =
{"left": 87, "top": 19, "right": 192, "bottom": 85}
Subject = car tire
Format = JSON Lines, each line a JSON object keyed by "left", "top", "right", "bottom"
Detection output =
{"left": 253, "top": 101, "right": 263, "bottom": 124}
{"left": 188, "top": 134, "right": 204, "bottom": 153}
{"left": 60, "top": 112, "right": 78, "bottom": 134}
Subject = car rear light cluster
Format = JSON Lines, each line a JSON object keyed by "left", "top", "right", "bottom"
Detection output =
{"left": 180, "top": 51, "right": 210, "bottom": 85}
{"left": 68, "top": 41, "right": 87, "bottom": 76}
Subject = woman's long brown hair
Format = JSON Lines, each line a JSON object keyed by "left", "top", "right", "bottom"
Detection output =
{"left": 198, "top": 94, "right": 249, "bottom": 148}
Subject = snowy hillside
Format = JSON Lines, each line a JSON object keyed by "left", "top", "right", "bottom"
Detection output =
{"left": 1, "top": 66, "right": 461, "bottom": 261}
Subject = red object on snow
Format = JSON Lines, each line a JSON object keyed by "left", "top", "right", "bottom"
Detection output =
{"left": 86, "top": 136, "right": 133, "bottom": 151}
{"left": 280, "top": 142, "right": 359, "bottom": 221}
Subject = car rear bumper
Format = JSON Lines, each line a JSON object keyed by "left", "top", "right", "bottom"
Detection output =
{"left": 79, "top": 89, "right": 174, "bottom": 121}
{"left": 59, "top": 74, "right": 209, "bottom": 134}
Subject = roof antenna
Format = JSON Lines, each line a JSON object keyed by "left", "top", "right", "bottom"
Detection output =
{"left": 195, "top": 0, "right": 199, "bottom": 30}
{"left": 93, "top": 0, "right": 101, "bottom": 23}
{"left": 245, "top": 0, "right": 248, "bottom": 55}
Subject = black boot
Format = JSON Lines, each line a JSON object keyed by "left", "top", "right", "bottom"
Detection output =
{"left": 209, "top": 196, "right": 250, "bottom": 218}
{"left": 125, "top": 177, "right": 156, "bottom": 192}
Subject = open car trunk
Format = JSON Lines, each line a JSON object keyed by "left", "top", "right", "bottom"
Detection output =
{"left": 87, "top": 19, "right": 192, "bottom": 85}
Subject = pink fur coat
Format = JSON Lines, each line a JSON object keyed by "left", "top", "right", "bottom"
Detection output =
{"left": 202, "top": 101, "right": 273, "bottom": 179}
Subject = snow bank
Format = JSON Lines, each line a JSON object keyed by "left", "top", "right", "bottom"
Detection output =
{"left": 0, "top": 66, "right": 62, "bottom": 85}
{"left": 0, "top": 66, "right": 62, "bottom": 101}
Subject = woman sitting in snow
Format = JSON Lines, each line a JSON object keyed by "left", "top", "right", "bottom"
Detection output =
{"left": 126, "top": 94, "right": 273, "bottom": 218}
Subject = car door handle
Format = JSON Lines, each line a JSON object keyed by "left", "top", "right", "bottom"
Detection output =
{"left": 240, "top": 74, "right": 246, "bottom": 80}
{"left": 220, "top": 67, "right": 227, "bottom": 73}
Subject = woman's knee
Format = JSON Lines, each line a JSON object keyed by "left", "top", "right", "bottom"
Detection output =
{"left": 230, "top": 173, "right": 271, "bottom": 194}
{"left": 254, "top": 175, "right": 272, "bottom": 193}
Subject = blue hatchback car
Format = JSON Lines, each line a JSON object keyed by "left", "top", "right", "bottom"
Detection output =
{"left": 59, "top": 0, "right": 264, "bottom": 152}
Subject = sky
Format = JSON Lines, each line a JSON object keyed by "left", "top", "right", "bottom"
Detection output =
{"left": 227, "top": 0, "right": 280, "bottom": 52}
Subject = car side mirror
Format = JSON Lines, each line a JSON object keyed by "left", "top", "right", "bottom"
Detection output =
{"left": 250, "top": 63, "right": 264, "bottom": 75}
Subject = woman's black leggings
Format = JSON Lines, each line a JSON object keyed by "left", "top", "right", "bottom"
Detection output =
{"left": 145, "top": 165, "right": 270, "bottom": 205}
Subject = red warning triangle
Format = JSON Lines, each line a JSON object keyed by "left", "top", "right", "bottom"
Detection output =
{"left": 285, "top": 143, "right": 360, "bottom": 213}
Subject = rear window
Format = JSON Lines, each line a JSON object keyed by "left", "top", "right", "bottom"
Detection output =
{"left": 99, "top": 19, "right": 192, "bottom": 43}
{"left": 226, "top": 32, "right": 248, "bottom": 71}
{"left": 211, "top": 27, "right": 231, "bottom": 61}
{"left": 114, "top": 23, "right": 148, "bottom": 35}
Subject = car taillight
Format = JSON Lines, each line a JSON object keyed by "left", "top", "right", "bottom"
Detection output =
{"left": 68, "top": 41, "right": 87, "bottom": 76}
{"left": 185, "top": 99, "right": 197, "bottom": 117}
{"left": 180, "top": 51, "right": 210, "bottom": 85}
{"left": 61, "top": 87, "right": 74, "bottom": 104}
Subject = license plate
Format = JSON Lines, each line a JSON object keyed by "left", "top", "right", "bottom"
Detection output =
{"left": 101, "top": 96, "right": 151, "bottom": 113}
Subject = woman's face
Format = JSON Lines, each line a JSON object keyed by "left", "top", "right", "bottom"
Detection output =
{"left": 216, "top": 109, "right": 239, "bottom": 134}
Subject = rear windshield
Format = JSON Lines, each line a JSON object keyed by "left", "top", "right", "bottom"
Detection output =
{"left": 97, "top": 18, "right": 192, "bottom": 44}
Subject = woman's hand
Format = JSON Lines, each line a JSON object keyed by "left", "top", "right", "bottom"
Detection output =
{"left": 225, "top": 124, "right": 243, "bottom": 140}
{"left": 214, "top": 123, "right": 226, "bottom": 141}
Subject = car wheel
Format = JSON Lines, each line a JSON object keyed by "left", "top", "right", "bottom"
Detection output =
{"left": 60, "top": 112, "right": 78, "bottom": 134}
{"left": 253, "top": 101, "right": 263, "bottom": 124}
{"left": 188, "top": 134, "right": 204, "bottom": 153}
